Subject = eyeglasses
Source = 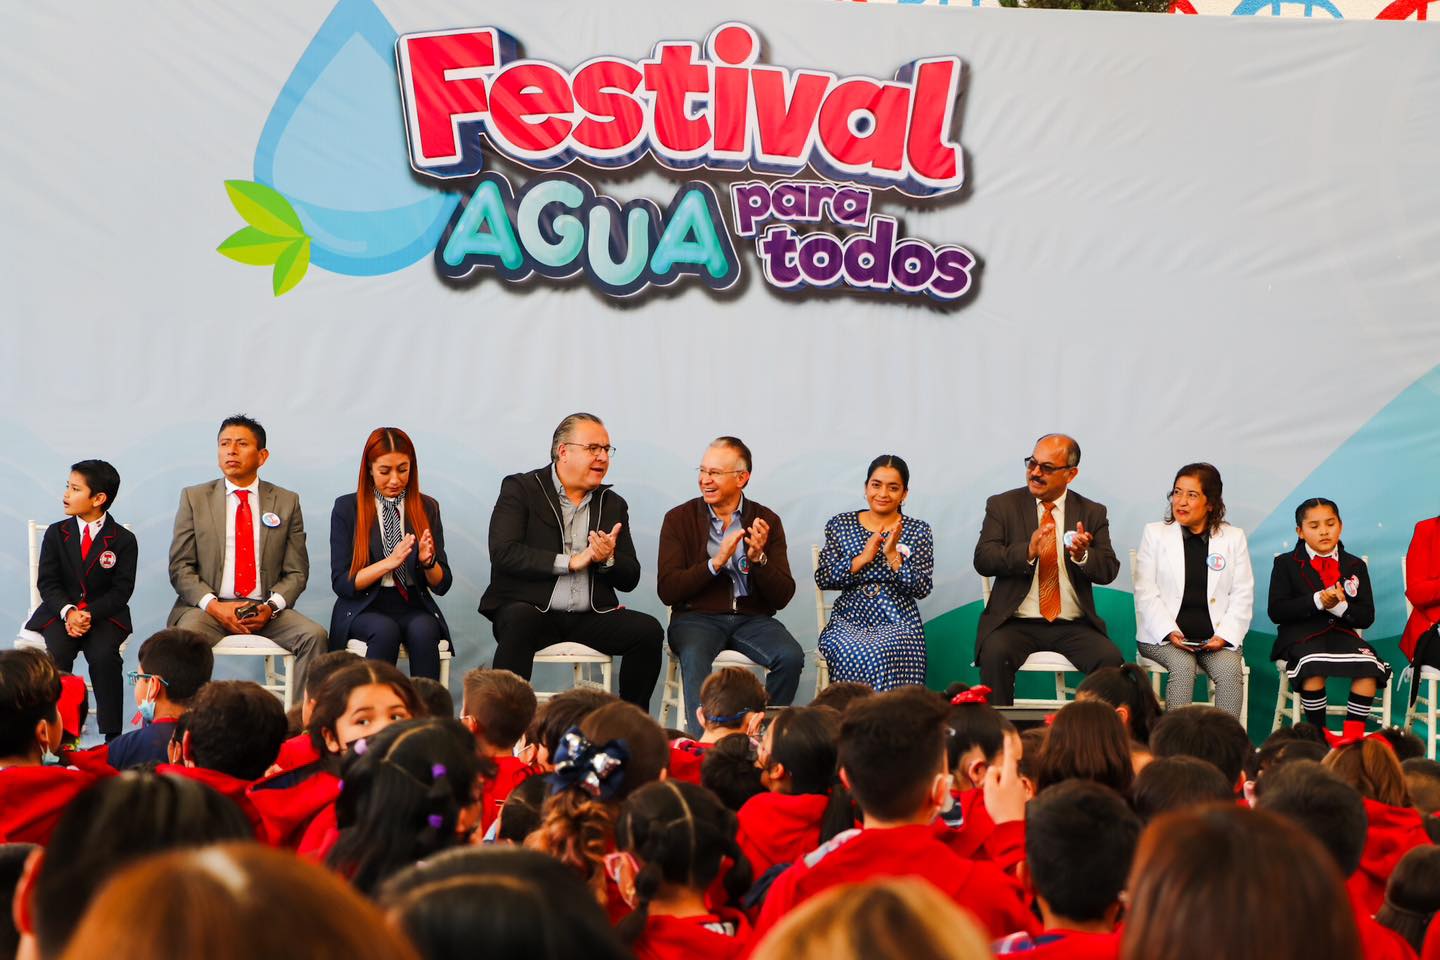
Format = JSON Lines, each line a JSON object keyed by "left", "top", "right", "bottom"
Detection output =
{"left": 126, "top": 671, "right": 169, "bottom": 687}
{"left": 1023, "top": 457, "right": 1071, "bottom": 475}
{"left": 697, "top": 468, "right": 745, "bottom": 479}
{"left": 1170, "top": 489, "right": 1204, "bottom": 503}
{"left": 561, "top": 442, "right": 616, "bottom": 458}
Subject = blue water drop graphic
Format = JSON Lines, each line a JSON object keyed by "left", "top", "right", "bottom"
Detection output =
{"left": 253, "top": 0, "right": 458, "bottom": 276}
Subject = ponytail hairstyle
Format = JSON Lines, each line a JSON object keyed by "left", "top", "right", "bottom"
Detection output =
{"left": 614, "top": 781, "right": 755, "bottom": 944}
{"left": 945, "top": 693, "right": 1010, "bottom": 788}
{"left": 1076, "top": 664, "right": 1165, "bottom": 745}
{"left": 1295, "top": 497, "right": 1342, "bottom": 528}
{"left": 350, "top": 427, "right": 431, "bottom": 581}
{"left": 766, "top": 707, "right": 855, "bottom": 841}
{"left": 308, "top": 660, "right": 420, "bottom": 758}
{"left": 528, "top": 702, "right": 669, "bottom": 903}
{"left": 327, "top": 717, "right": 483, "bottom": 896}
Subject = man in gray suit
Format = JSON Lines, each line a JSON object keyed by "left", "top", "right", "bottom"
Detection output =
{"left": 167, "top": 414, "right": 326, "bottom": 693}
{"left": 973, "top": 433, "right": 1123, "bottom": 705}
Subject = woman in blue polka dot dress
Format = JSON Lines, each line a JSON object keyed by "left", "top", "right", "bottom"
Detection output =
{"left": 816, "top": 455, "right": 934, "bottom": 690}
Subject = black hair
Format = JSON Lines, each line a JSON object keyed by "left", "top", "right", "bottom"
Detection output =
{"left": 1253, "top": 734, "right": 1329, "bottom": 784}
{"left": 711, "top": 436, "right": 753, "bottom": 473}
{"left": 68, "top": 459, "right": 121, "bottom": 509}
{"left": 700, "top": 733, "right": 766, "bottom": 811}
{"left": 1131, "top": 756, "right": 1235, "bottom": 825}
{"left": 809, "top": 681, "right": 874, "bottom": 714}
{"left": 33, "top": 771, "right": 254, "bottom": 958}
{"left": 497, "top": 775, "right": 548, "bottom": 845}
{"left": 1376, "top": 846, "right": 1440, "bottom": 952}
{"left": 328, "top": 717, "right": 484, "bottom": 896}
{"left": 1294, "top": 497, "right": 1341, "bottom": 527}
{"left": 411, "top": 676, "right": 455, "bottom": 719}
{"left": 946, "top": 699, "right": 1009, "bottom": 771}
{"left": 1163, "top": 462, "right": 1226, "bottom": 534}
{"left": 136, "top": 628, "right": 214, "bottom": 705}
{"left": 169, "top": 711, "right": 190, "bottom": 755}
{"left": 1254, "top": 760, "right": 1367, "bottom": 876}
{"left": 1036, "top": 433, "right": 1081, "bottom": 468}
{"left": 308, "top": 660, "right": 420, "bottom": 756}
{"left": 304, "top": 650, "right": 362, "bottom": 702}
{"left": 530, "top": 687, "right": 618, "bottom": 760}
{"left": 1025, "top": 781, "right": 1140, "bottom": 923}
{"left": 1076, "top": 664, "right": 1164, "bottom": 745}
{"left": 1149, "top": 705, "right": 1250, "bottom": 786}
{"left": 185, "top": 680, "right": 288, "bottom": 780}
{"left": 550, "top": 412, "right": 604, "bottom": 463}
{"left": 614, "top": 781, "right": 754, "bottom": 944}
{"left": 1375, "top": 727, "right": 1427, "bottom": 763}
{"left": 866, "top": 455, "right": 910, "bottom": 489}
{"left": 1404, "top": 757, "right": 1440, "bottom": 816}
{"left": 378, "top": 847, "right": 631, "bottom": 960}
{"left": 0, "top": 843, "right": 38, "bottom": 959}
{"left": 838, "top": 688, "right": 947, "bottom": 822}
{"left": 0, "top": 648, "right": 62, "bottom": 758}
{"left": 218, "top": 413, "right": 266, "bottom": 450}
{"left": 767, "top": 706, "right": 855, "bottom": 841}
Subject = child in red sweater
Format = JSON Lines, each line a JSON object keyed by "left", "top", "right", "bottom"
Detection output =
{"left": 610, "top": 780, "right": 754, "bottom": 960}
{"left": 669, "top": 667, "right": 766, "bottom": 785}
{"left": 753, "top": 688, "right": 1034, "bottom": 941}
{"left": 267, "top": 651, "right": 361, "bottom": 775}
{"left": 993, "top": 781, "right": 1138, "bottom": 959}
{"left": 938, "top": 689, "right": 1027, "bottom": 873}
{"left": 460, "top": 668, "right": 541, "bottom": 834}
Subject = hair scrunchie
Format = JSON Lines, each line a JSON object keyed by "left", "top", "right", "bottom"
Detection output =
{"left": 951, "top": 685, "right": 992, "bottom": 706}
{"left": 548, "top": 727, "right": 630, "bottom": 801}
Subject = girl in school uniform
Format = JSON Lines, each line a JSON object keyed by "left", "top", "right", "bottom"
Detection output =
{"left": 1269, "top": 498, "right": 1389, "bottom": 743}
{"left": 610, "top": 780, "right": 754, "bottom": 960}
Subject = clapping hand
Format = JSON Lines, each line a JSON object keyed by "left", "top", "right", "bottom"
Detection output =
{"left": 417, "top": 529, "right": 436, "bottom": 567}
{"left": 387, "top": 533, "right": 416, "bottom": 570}
{"left": 1066, "top": 522, "right": 1092, "bottom": 561}
{"left": 746, "top": 518, "right": 771, "bottom": 561}
{"left": 588, "top": 523, "right": 623, "bottom": 565}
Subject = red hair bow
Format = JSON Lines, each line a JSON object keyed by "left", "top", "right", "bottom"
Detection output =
{"left": 951, "top": 685, "right": 992, "bottom": 705}
{"left": 1330, "top": 731, "right": 1395, "bottom": 753}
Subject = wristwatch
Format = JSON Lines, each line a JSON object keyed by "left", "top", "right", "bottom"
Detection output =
{"left": 753, "top": 552, "right": 768, "bottom": 567}
{"left": 263, "top": 599, "right": 281, "bottom": 618}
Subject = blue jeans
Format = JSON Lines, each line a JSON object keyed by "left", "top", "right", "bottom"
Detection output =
{"left": 668, "top": 612, "right": 804, "bottom": 736}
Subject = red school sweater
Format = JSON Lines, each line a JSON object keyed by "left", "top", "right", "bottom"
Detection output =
{"left": 993, "top": 928, "right": 1122, "bottom": 959}
{"left": 481, "top": 754, "right": 542, "bottom": 833}
{"left": 156, "top": 763, "right": 263, "bottom": 836}
{"left": 1348, "top": 797, "right": 1432, "bottom": 917}
{"left": 667, "top": 739, "right": 714, "bottom": 786}
{"left": 0, "top": 764, "right": 108, "bottom": 844}
{"left": 246, "top": 762, "right": 342, "bottom": 849}
{"left": 633, "top": 909, "right": 751, "bottom": 960}
{"left": 736, "top": 791, "right": 830, "bottom": 878}
{"left": 936, "top": 787, "right": 1026, "bottom": 875}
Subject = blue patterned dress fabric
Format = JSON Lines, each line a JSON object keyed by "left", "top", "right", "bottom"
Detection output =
{"left": 815, "top": 512, "right": 934, "bottom": 690}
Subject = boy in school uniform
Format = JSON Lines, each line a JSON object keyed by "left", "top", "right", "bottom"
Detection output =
{"left": 90, "top": 628, "right": 213, "bottom": 771}
{"left": 752, "top": 687, "right": 1034, "bottom": 941}
{"left": 669, "top": 667, "right": 767, "bottom": 785}
{"left": 993, "top": 781, "right": 1139, "bottom": 959}
{"left": 25, "top": 459, "right": 136, "bottom": 741}
{"left": 460, "top": 669, "right": 540, "bottom": 834}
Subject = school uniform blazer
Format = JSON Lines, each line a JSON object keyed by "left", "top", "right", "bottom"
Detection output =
{"left": 167, "top": 478, "right": 310, "bottom": 619}
{"left": 1267, "top": 541, "right": 1374, "bottom": 663}
{"left": 973, "top": 487, "right": 1120, "bottom": 654}
{"left": 477, "top": 466, "right": 642, "bottom": 617}
{"left": 25, "top": 517, "right": 137, "bottom": 633}
{"left": 1133, "top": 521, "right": 1254, "bottom": 648}
{"left": 328, "top": 493, "right": 452, "bottom": 643}
{"left": 1401, "top": 516, "right": 1440, "bottom": 662}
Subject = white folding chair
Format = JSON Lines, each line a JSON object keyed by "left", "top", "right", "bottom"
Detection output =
{"left": 213, "top": 635, "right": 296, "bottom": 708}
{"left": 344, "top": 638, "right": 453, "bottom": 687}
{"left": 1128, "top": 549, "right": 1251, "bottom": 730}
{"left": 1269, "top": 553, "right": 1390, "bottom": 732}
{"left": 980, "top": 575, "right": 1078, "bottom": 710}
{"left": 1400, "top": 553, "right": 1440, "bottom": 758}
{"left": 659, "top": 646, "right": 767, "bottom": 730}
{"left": 531, "top": 642, "right": 614, "bottom": 702}
{"left": 811, "top": 544, "right": 837, "bottom": 695}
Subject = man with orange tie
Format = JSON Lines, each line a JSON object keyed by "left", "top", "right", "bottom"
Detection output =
{"left": 167, "top": 415, "right": 326, "bottom": 694}
{"left": 973, "top": 434, "right": 1123, "bottom": 706}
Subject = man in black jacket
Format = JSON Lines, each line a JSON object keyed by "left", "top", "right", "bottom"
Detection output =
{"left": 479, "top": 412, "right": 662, "bottom": 708}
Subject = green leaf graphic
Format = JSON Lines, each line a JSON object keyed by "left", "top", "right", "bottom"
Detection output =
{"left": 224, "top": 180, "right": 306, "bottom": 239}
{"left": 272, "top": 238, "right": 310, "bottom": 297}
{"left": 216, "top": 226, "right": 295, "bottom": 266}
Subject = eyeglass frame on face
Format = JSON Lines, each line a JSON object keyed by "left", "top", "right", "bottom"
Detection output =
{"left": 560, "top": 442, "right": 616, "bottom": 458}
{"left": 697, "top": 467, "right": 747, "bottom": 479}
{"left": 1170, "top": 488, "right": 1204, "bottom": 503}
{"left": 1023, "top": 457, "right": 1074, "bottom": 476}
{"left": 126, "top": 671, "right": 169, "bottom": 687}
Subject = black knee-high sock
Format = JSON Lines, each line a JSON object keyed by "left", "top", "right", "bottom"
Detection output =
{"left": 1346, "top": 692, "right": 1375, "bottom": 725}
{"left": 1299, "top": 689, "right": 1329, "bottom": 729}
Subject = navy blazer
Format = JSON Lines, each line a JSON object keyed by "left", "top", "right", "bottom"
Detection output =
{"left": 1267, "top": 540, "right": 1374, "bottom": 663}
{"left": 329, "top": 494, "right": 452, "bottom": 645}
{"left": 26, "top": 516, "right": 137, "bottom": 633}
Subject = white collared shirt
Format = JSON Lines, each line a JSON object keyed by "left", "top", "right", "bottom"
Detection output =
{"left": 60, "top": 515, "right": 108, "bottom": 617}
{"left": 1016, "top": 491, "right": 1084, "bottom": 621}
{"left": 198, "top": 479, "right": 287, "bottom": 612}
{"left": 1304, "top": 543, "right": 1349, "bottom": 618}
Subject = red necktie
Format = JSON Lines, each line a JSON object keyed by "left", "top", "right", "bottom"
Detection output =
{"left": 1038, "top": 502, "right": 1061, "bottom": 621}
{"left": 80, "top": 524, "right": 93, "bottom": 560}
{"left": 1311, "top": 555, "right": 1340, "bottom": 587}
{"left": 234, "top": 490, "right": 257, "bottom": 597}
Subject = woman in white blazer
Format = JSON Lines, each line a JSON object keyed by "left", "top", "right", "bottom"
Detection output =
{"left": 1133, "top": 463, "right": 1253, "bottom": 719}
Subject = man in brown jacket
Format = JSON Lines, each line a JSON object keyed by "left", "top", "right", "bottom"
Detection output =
{"left": 657, "top": 437, "right": 802, "bottom": 735}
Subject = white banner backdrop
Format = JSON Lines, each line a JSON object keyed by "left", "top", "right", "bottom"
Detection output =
{"left": 2, "top": 0, "right": 1438, "bottom": 732}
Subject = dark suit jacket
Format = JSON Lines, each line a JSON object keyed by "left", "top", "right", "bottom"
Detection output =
{"left": 656, "top": 497, "right": 795, "bottom": 616}
{"left": 478, "top": 466, "right": 641, "bottom": 617}
{"left": 329, "top": 493, "right": 453, "bottom": 643}
{"left": 973, "top": 487, "right": 1119, "bottom": 655}
{"left": 1267, "top": 541, "right": 1374, "bottom": 662}
{"left": 26, "top": 517, "right": 137, "bottom": 633}
{"left": 167, "top": 478, "right": 310, "bottom": 621}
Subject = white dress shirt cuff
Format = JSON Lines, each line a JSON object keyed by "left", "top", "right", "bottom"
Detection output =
{"left": 553, "top": 554, "right": 570, "bottom": 576}
{"left": 1332, "top": 599, "right": 1349, "bottom": 618}
{"left": 267, "top": 593, "right": 287, "bottom": 612}
{"left": 60, "top": 604, "right": 76, "bottom": 619}
{"left": 200, "top": 593, "right": 218, "bottom": 611}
